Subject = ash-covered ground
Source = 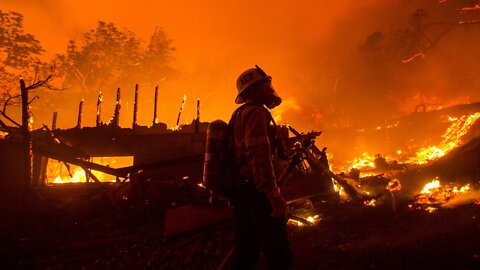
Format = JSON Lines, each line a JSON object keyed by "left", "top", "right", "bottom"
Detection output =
{"left": 1, "top": 188, "right": 479, "bottom": 270}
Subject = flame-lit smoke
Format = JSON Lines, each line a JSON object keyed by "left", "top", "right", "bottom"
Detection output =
{"left": 2, "top": 0, "right": 479, "bottom": 131}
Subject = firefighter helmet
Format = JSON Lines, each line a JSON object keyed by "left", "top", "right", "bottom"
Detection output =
{"left": 235, "top": 65, "right": 272, "bottom": 104}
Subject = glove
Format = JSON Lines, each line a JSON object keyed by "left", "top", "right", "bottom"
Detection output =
{"left": 269, "top": 192, "right": 288, "bottom": 218}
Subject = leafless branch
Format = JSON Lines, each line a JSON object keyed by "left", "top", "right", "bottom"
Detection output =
{"left": 0, "top": 111, "right": 21, "bottom": 127}
{"left": 25, "top": 66, "right": 63, "bottom": 91}
{"left": 28, "top": 96, "right": 39, "bottom": 105}
{"left": 402, "top": 19, "right": 479, "bottom": 63}
{"left": 0, "top": 91, "right": 22, "bottom": 127}
{"left": 32, "top": 60, "right": 41, "bottom": 84}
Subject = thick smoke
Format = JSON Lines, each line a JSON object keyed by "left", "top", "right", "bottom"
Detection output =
{"left": 1, "top": 0, "right": 479, "bottom": 131}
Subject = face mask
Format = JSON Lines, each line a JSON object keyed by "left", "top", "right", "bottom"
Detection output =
{"left": 263, "top": 85, "right": 282, "bottom": 109}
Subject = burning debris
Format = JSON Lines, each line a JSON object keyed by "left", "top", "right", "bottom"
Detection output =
{"left": 411, "top": 178, "right": 478, "bottom": 213}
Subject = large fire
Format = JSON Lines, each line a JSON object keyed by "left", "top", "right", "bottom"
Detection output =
{"left": 349, "top": 152, "right": 376, "bottom": 170}
{"left": 335, "top": 112, "right": 480, "bottom": 173}
{"left": 408, "top": 112, "right": 480, "bottom": 164}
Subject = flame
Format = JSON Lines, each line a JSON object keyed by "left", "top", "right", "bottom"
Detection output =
{"left": 52, "top": 166, "right": 106, "bottom": 184}
{"left": 409, "top": 112, "right": 480, "bottom": 164}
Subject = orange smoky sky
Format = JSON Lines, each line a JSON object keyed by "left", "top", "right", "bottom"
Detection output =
{"left": 1, "top": 0, "right": 480, "bottom": 131}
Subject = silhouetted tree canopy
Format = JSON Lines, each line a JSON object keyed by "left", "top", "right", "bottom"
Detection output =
{"left": 56, "top": 21, "right": 176, "bottom": 96}
{"left": 0, "top": 11, "right": 45, "bottom": 92}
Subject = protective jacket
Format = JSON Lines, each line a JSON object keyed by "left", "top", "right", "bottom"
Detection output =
{"left": 231, "top": 103, "right": 279, "bottom": 198}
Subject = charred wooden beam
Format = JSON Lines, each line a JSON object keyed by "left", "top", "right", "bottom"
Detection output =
{"left": 82, "top": 167, "right": 100, "bottom": 183}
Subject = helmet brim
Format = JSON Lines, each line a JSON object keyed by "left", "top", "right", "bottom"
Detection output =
{"left": 235, "top": 94, "right": 246, "bottom": 104}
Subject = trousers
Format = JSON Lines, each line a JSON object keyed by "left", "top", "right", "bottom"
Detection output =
{"left": 231, "top": 186, "right": 292, "bottom": 270}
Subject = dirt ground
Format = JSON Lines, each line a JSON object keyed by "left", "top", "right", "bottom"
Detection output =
{"left": 1, "top": 190, "right": 479, "bottom": 270}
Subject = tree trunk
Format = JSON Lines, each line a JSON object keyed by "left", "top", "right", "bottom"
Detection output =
{"left": 20, "top": 79, "right": 32, "bottom": 189}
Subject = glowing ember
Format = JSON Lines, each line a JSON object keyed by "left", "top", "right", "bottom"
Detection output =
{"left": 288, "top": 214, "right": 320, "bottom": 227}
{"left": 363, "top": 199, "right": 377, "bottom": 207}
{"left": 409, "top": 113, "right": 480, "bottom": 164}
{"left": 0, "top": 131, "right": 8, "bottom": 139}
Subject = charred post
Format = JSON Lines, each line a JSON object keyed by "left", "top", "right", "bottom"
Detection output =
{"left": 153, "top": 85, "right": 158, "bottom": 126}
{"left": 96, "top": 92, "right": 102, "bottom": 127}
{"left": 52, "top": 112, "right": 57, "bottom": 130}
{"left": 112, "top": 88, "right": 121, "bottom": 127}
{"left": 176, "top": 95, "right": 186, "bottom": 128}
{"left": 133, "top": 84, "right": 139, "bottom": 128}
{"left": 195, "top": 98, "right": 200, "bottom": 133}
{"left": 76, "top": 99, "right": 84, "bottom": 129}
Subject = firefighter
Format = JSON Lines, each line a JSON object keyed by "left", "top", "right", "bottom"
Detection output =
{"left": 230, "top": 65, "right": 292, "bottom": 270}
